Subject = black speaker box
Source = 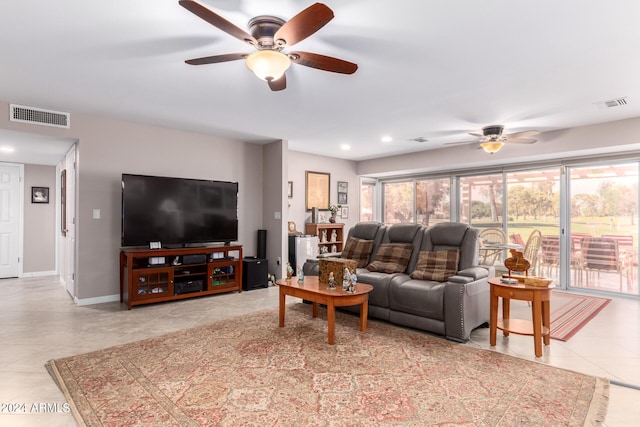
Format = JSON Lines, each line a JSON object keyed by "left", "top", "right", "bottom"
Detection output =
{"left": 242, "top": 257, "right": 268, "bottom": 291}
{"left": 183, "top": 254, "right": 207, "bottom": 265}
{"left": 257, "top": 229, "right": 267, "bottom": 260}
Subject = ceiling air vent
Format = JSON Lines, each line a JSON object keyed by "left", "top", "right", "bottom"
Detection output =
{"left": 408, "top": 137, "right": 428, "bottom": 143}
{"left": 9, "top": 104, "right": 70, "bottom": 128}
{"left": 604, "top": 97, "right": 627, "bottom": 107}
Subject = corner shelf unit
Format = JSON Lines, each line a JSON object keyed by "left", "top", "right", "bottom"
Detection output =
{"left": 305, "top": 223, "right": 345, "bottom": 255}
{"left": 120, "top": 245, "right": 243, "bottom": 309}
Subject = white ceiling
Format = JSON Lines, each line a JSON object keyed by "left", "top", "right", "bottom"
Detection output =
{"left": 1, "top": 0, "right": 640, "bottom": 163}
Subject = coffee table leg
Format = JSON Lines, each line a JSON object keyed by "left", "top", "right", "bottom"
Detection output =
{"left": 279, "top": 289, "right": 286, "bottom": 327}
{"left": 327, "top": 302, "right": 335, "bottom": 345}
{"left": 360, "top": 301, "right": 368, "bottom": 332}
{"left": 312, "top": 302, "right": 319, "bottom": 318}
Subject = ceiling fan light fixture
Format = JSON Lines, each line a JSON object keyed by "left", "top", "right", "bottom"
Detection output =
{"left": 480, "top": 141, "right": 504, "bottom": 154}
{"left": 245, "top": 50, "right": 291, "bottom": 82}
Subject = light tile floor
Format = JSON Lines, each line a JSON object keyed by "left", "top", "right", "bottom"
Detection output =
{"left": 0, "top": 276, "right": 638, "bottom": 426}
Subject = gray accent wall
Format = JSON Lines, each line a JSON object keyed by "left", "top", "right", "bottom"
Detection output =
{"left": 23, "top": 164, "right": 56, "bottom": 274}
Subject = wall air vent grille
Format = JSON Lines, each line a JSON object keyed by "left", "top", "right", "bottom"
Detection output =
{"left": 9, "top": 104, "right": 70, "bottom": 128}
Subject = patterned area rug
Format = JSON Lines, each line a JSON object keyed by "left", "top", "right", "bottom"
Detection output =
{"left": 550, "top": 292, "right": 612, "bottom": 341}
{"left": 47, "top": 304, "right": 608, "bottom": 426}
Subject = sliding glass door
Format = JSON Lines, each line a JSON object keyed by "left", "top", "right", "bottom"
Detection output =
{"left": 568, "top": 163, "right": 638, "bottom": 294}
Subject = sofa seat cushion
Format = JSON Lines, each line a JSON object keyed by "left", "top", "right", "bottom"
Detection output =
{"left": 410, "top": 249, "right": 460, "bottom": 282}
{"left": 342, "top": 237, "right": 375, "bottom": 268}
{"left": 389, "top": 278, "right": 446, "bottom": 320}
{"left": 354, "top": 270, "right": 399, "bottom": 308}
{"left": 367, "top": 243, "right": 413, "bottom": 273}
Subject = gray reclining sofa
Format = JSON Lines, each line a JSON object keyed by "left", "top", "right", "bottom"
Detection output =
{"left": 305, "top": 221, "right": 492, "bottom": 342}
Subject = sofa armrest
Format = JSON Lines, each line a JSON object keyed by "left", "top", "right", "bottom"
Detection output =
{"left": 457, "top": 266, "right": 495, "bottom": 280}
{"left": 443, "top": 277, "right": 490, "bottom": 342}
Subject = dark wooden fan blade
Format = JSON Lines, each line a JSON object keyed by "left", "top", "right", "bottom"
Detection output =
{"left": 274, "top": 3, "right": 334, "bottom": 47}
{"left": 468, "top": 132, "right": 483, "bottom": 137}
{"left": 185, "top": 52, "right": 247, "bottom": 65}
{"left": 179, "top": 0, "right": 256, "bottom": 45}
{"left": 268, "top": 74, "right": 287, "bottom": 91}
{"left": 290, "top": 51, "right": 357, "bottom": 74}
{"left": 505, "top": 130, "right": 540, "bottom": 139}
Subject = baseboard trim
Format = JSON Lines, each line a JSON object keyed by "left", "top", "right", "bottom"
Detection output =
{"left": 22, "top": 270, "right": 57, "bottom": 278}
{"left": 75, "top": 294, "right": 120, "bottom": 306}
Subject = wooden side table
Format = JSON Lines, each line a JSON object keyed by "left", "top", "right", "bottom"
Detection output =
{"left": 488, "top": 277, "right": 554, "bottom": 357}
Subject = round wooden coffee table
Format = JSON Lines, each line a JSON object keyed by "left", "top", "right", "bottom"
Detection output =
{"left": 488, "top": 277, "right": 554, "bottom": 357}
{"left": 276, "top": 276, "right": 373, "bottom": 345}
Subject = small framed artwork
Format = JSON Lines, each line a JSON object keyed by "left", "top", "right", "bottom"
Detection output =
{"left": 338, "top": 181, "right": 348, "bottom": 193}
{"left": 338, "top": 192, "right": 348, "bottom": 205}
{"left": 288, "top": 181, "right": 293, "bottom": 198}
{"left": 341, "top": 206, "right": 349, "bottom": 219}
{"left": 32, "top": 187, "right": 50, "bottom": 204}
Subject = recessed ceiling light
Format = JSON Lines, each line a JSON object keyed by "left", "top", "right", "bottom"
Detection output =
{"left": 0, "top": 146, "right": 15, "bottom": 153}
{"left": 340, "top": 144, "right": 351, "bottom": 150}
{"left": 381, "top": 136, "right": 392, "bottom": 143}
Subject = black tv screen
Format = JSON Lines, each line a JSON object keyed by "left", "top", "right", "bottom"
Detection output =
{"left": 121, "top": 174, "right": 238, "bottom": 247}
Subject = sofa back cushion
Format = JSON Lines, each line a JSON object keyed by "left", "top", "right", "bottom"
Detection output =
{"left": 381, "top": 223, "right": 423, "bottom": 272}
{"left": 410, "top": 249, "right": 460, "bottom": 282}
{"left": 347, "top": 222, "right": 387, "bottom": 264}
{"left": 342, "top": 237, "right": 375, "bottom": 268}
{"left": 420, "top": 222, "right": 480, "bottom": 271}
{"left": 367, "top": 243, "right": 414, "bottom": 273}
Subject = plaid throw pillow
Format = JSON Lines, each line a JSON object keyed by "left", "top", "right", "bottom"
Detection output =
{"left": 342, "top": 237, "right": 375, "bottom": 268}
{"left": 410, "top": 250, "right": 460, "bottom": 282}
{"left": 367, "top": 243, "right": 414, "bottom": 273}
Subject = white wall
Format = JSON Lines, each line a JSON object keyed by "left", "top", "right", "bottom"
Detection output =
{"left": 358, "top": 117, "right": 640, "bottom": 177}
{"left": 287, "top": 150, "right": 359, "bottom": 235}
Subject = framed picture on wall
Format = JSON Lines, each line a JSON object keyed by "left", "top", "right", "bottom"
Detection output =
{"left": 341, "top": 206, "right": 349, "bottom": 219}
{"left": 305, "top": 171, "right": 330, "bottom": 210}
{"left": 32, "top": 187, "right": 49, "bottom": 204}
{"left": 338, "top": 181, "right": 348, "bottom": 193}
{"left": 338, "top": 192, "right": 348, "bottom": 204}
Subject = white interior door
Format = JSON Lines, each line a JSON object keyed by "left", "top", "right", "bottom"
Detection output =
{"left": 64, "top": 147, "right": 76, "bottom": 297}
{"left": 0, "top": 163, "right": 22, "bottom": 278}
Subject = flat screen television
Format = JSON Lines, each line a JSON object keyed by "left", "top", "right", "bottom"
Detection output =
{"left": 121, "top": 174, "right": 238, "bottom": 247}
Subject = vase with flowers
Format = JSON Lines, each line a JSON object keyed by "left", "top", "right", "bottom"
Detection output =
{"left": 328, "top": 203, "right": 341, "bottom": 223}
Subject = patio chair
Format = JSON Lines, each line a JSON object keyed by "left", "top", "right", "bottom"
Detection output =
{"left": 522, "top": 229, "right": 542, "bottom": 276}
{"left": 580, "top": 236, "right": 630, "bottom": 292}
{"left": 539, "top": 235, "right": 560, "bottom": 277}
{"left": 479, "top": 228, "right": 507, "bottom": 266}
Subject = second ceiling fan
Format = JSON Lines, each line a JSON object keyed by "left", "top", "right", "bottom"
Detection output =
{"left": 446, "top": 125, "right": 540, "bottom": 154}
{"left": 179, "top": 1, "right": 358, "bottom": 91}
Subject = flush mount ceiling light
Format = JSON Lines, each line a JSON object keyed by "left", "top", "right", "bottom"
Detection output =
{"left": 381, "top": 136, "right": 393, "bottom": 143}
{"left": 0, "top": 146, "right": 15, "bottom": 153}
{"left": 480, "top": 140, "right": 504, "bottom": 154}
{"left": 245, "top": 50, "right": 291, "bottom": 81}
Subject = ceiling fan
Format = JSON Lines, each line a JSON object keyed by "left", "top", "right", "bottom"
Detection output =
{"left": 446, "top": 125, "right": 540, "bottom": 154}
{"left": 179, "top": 1, "right": 358, "bottom": 91}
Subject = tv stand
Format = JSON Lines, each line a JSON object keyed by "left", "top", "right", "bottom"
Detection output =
{"left": 120, "top": 245, "right": 243, "bottom": 309}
